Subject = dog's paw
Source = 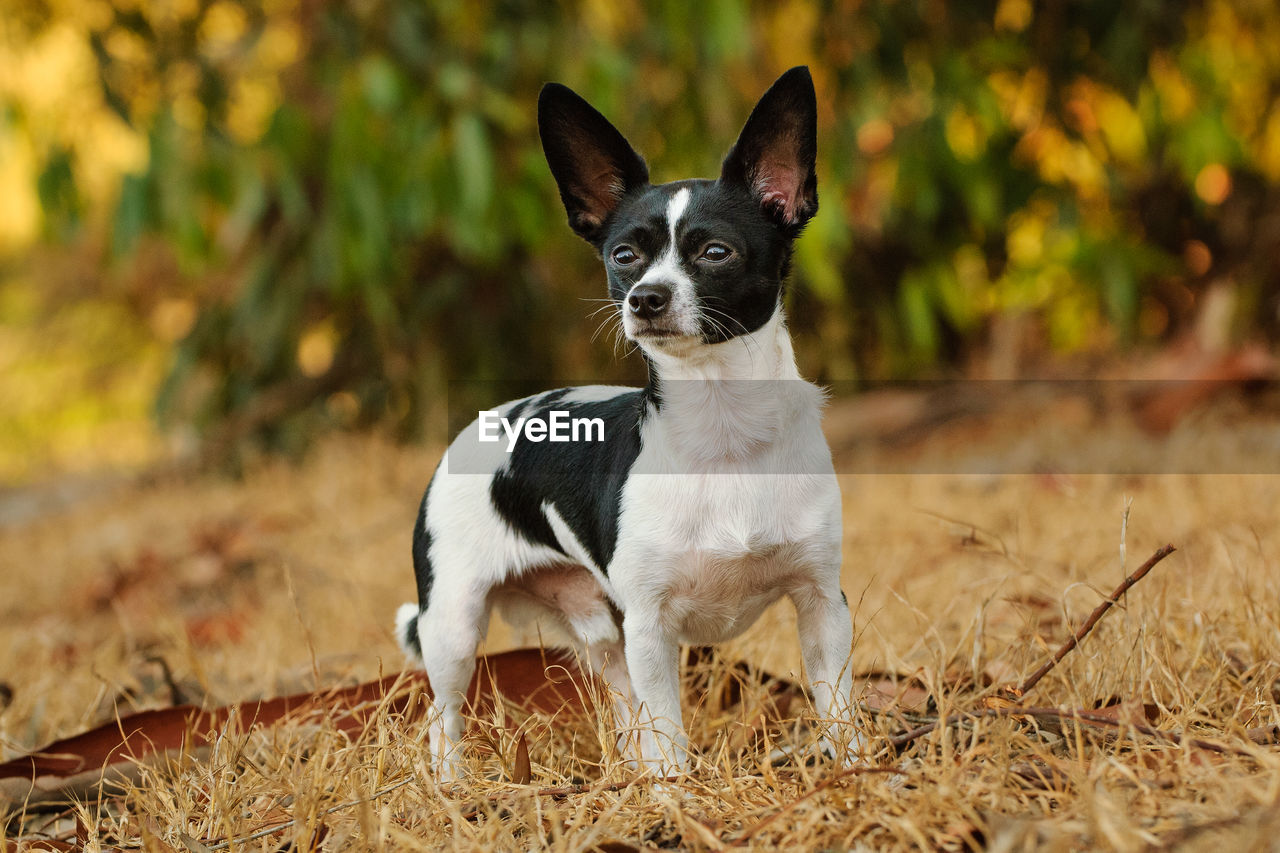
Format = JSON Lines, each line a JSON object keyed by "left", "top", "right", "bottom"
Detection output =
{"left": 422, "top": 754, "right": 468, "bottom": 792}
{"left": 823, "top": 728, "right": 872, "bottom": 764}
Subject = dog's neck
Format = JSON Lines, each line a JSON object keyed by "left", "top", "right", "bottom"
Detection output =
{"left": 637, "top": 307, "right": 820, "bottom": 466}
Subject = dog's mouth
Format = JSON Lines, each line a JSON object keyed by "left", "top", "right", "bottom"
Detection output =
{"left": 631, "top": 327, "right": 685, "bottom": 339}
{"left": 623, "top": 310, "right": 701, "bottom": 346}
{"left": 629, "top": 327, "right": 702, "bottom": 348}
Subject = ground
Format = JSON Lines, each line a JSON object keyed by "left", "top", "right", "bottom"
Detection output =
{"left": 1, "top": 387, "right": 1278, "bottom": 850}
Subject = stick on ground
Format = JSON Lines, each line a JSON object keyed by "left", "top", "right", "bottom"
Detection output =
{"left": 1015, "top": 543, "right": 1176, "bottom": 697}
{"left": 889, "top": 543, "right": 1178, "bottom": 754}
{"left": 888, "top": 705, "right": 1255, "bottom": 756}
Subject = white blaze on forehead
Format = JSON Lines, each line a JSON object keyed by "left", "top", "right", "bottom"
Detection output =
{"left": 630, "top": 186, "right": 700, "bottom": 338}
{"left": 638, "top": 187, "right": 693, "bottom": 288}
{"left": 666, "top": 187, "right": 691, "bottom": 245}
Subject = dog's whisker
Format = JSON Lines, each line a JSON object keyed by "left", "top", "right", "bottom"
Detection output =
{"left": 591, "top": 311, "right": 620, "bottom": 344}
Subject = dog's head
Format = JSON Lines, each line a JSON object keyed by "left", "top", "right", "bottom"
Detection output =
{"left": 538, "top": 67, "right": 818, "bottom": 353}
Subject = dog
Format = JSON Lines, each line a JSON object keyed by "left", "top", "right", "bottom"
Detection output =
{"left": 396, "top": 66, "right": 855, "bottom": 778}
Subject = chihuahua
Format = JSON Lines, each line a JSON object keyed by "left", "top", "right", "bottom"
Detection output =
{"left": 397, "top": 66, "right": 855, "bottom": 778}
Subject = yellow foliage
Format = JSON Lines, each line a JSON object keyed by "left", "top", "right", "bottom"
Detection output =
{"left": 103, "top": 26, "right": 149, "bottom": 64}
{"left": 1006, "top": 206, "right": 1047, "bottom": 268}
{"left": 988, "top": 68, "right": 1046, "bottom": 131}
{"left": 1047, "top": 288, "right": 1103, "bottom": 351}
{"left": 298, "top": 321, "right": 338, "bottom": 378}
{"left": 1259, "top": 107, "right": 1280, "bottom": 181}
{"left": 1093, "top": 89, "right": 1146, "bottom": 164}
{"left": 584, "top": 0, "right": 630, "bottom": 40}
{"left": 0, "top": 135, "right": 40, "bottom": 251}
{"left": 229, "top": 74, "right": 282, "bottom": 144}
{"left": 0, "top": 277, "right": 163, "bottom": 482}
{"left": 994, "top": 0, "right": 1032, "bottom": 33}
{"left": 173, "top": 92, "right": 207, "bottom": 131}
{"left": 258, "top": 22, "right": 301, "bottom": 70}
{"left": 1017, "top": 125, "right": 1105, "bottom": 199}
{"left": 945, "top": 107, "right": 986, "bottom": 161}
{"left": 766, "top": 0, "right": 818, "bottom": 71}
{"left": 199, "top": 1, "right": 250, "bottom": 55}
{"left": 1149, "top": 53, "right": 1193, "bottom": 122}
{"left": 0, "top": 21, "right": 147, "bottom": 251}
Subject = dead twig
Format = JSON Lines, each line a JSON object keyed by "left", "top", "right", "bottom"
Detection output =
{"left": 890, "top": 544, "right": 1180, "bottom": 754}
{"left": 1015, "top": 544, "right": 1177, "bottom": 697}
{"left": 888, "top": 705, "right": 1256, "bottom": 756}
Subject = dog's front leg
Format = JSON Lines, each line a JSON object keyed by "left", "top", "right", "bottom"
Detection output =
{"left": 791, "top": 582, "right": 858, "bottom": 761}
{"left": 621, "top": 611, "right": 687, "bottom": 775}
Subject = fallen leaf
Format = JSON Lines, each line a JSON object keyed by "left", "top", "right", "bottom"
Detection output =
{"left": 862, "top": 679, "right": 930, "bottom": 713}
{"left": 0, "top": 645, "right": 823, "bottom": 818}
{"left": 1089, "top": 698, "right": 1160, "bottom": 726}
{"left": 1131, "top": 344, "right": 1276, "bottom": 434}
{"left": 0, "top": 647, "right": 595, "bottom": 815}
{"left": 983, "top": 694, "right": 1020, "bottom": 711}
{"left": 512, "top": 732, "right": 532, "bottom": 785}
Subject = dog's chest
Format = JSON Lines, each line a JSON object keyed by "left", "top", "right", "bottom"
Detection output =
{"left": 612, "top": 466, "right": 840, "bottom": 642}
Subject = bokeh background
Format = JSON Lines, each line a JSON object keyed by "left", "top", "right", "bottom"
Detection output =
{"left": 3, "top": 0, "right": 1279, "bottom": 481}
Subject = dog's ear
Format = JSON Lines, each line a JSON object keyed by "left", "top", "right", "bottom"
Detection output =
{"left": 720, "top": 66, "right": 818, "bottom": 234}
{"left": 539, "top": 84, "right": 649, "bottom": 247}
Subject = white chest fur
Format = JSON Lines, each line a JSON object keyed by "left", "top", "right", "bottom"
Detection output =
{"left": 611, "top": 310, "right": 843, "bottom": 643}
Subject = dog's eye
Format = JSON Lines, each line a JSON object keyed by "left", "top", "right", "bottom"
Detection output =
{"left": 699, "top": 243, "right": 733, "bottom": 263}
{"left": 611, "top": 246, "right": 639, "bottom": 265}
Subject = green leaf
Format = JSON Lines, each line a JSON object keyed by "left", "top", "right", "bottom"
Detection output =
{"left": 111, "top": 174, "right": 149, "bottom": 260}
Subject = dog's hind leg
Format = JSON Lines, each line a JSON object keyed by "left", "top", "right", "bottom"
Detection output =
{"left": 585, "top": 638, "right": 641, "bottom": 765}
{"left": 416, "top": 582, "right": 491, "bottom": 781}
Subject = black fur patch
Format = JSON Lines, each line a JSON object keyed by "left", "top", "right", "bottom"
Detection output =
{"left": 411, "top": 475, "right": 435, "bottom": 612}
{"left": 488, "top": 388, "right": 650, "bottom": 573}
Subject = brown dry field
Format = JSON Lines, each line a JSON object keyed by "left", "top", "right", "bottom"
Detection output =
{"left": 2, "top": 394, "right": 1279, "bottom": 850}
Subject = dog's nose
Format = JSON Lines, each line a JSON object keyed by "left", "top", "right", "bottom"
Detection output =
{"left": 627, "top": 283, "right": 671, "bottom": 319}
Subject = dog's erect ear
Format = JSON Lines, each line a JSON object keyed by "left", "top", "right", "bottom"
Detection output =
{"left": 539, "top": 84, "right": 649, "bottom": 246}
{"left": 720, "top": 66, "right": 818, "bottom": 234}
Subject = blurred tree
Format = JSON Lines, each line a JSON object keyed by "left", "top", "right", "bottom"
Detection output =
{"left": 4, "top": 0, "right": 1279, "bottom": 460}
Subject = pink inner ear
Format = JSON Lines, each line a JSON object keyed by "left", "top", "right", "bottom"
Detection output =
{"left": 754, "top": 159, "right": 804, "bottom": 224}
{"left": 572, "top": 159, "right": 627, "bottom": 229}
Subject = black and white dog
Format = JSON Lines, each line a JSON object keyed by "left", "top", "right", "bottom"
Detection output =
{"left": 397, "top": 66, "right": 855, "bottom": 778}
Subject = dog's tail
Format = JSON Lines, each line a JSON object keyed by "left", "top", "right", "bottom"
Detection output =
{"left": 395, "top": 603, "right": 423, "bottom": 663}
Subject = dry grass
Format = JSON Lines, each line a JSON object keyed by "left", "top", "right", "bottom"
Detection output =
{"left": 2, "top": 402, "right": 1280, "bottom": 850}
